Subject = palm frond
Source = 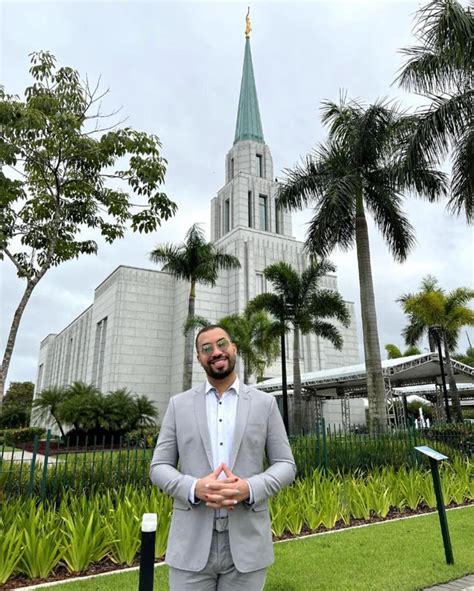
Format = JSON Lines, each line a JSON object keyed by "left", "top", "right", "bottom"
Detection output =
{"left": 249, "top": 292, "right": 286, "bottom": 322}
{"left": 263, "top": 262, "right": 301, "bottom": 303}
{"left": 448, "top": 127, "right": 474, "bottom": 223}
{"left": 363, "top": 183, "right": 416, "bottom": 262}
{"left": 300, "top": 260, "right": 336, "bottom": 300}
{"left": 402, "top": 316, "right": 427, "bottom": 347}
{"left": 385, "top": 343, "right": 403, "bottom": 359}
{"left": 397, "top": 0, "right": 472, "bottom": 93}
{"left": 308, "top": 289, "right": 351, "bottom": 327}
{"left": 277, "top": 153, "right": 326, "bottom": 210}
{"left": 310, "top": 320, "right": 344, "bottom": 350}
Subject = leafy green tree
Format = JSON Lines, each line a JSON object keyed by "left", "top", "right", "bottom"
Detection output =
{"left": 249, "top": 260, "right": 350, "bottom": 434}
{"left": 3, "top": 381, "right": 34, "bottom": 408}
{"left": 453, "top": 345, "right": 474, "bottom": 367}
{"left": 396, "top": 0, "right": 473, "bottom": 222}
{"left": 0, "top": 51, "right": 177, "bottom": 406}
{"left": 0, "top": 381, "right": 35, "bottom": 428}
{"left": 276, "top": 97, "right": 446, "bottom": 432}
{"left": 31, "top": 386, "right": 67, "bottom": 436}
{"left": 219, "top": 308, "right": 281, "bottom": 384}
{"left": 150, "top": 224, "right": 240, "bottom": 390}
{"left": 399, "top": 276, "right": 474, "bottom": 422}
{"left": 384, "top": 344, "right": 422, "bottom": 359}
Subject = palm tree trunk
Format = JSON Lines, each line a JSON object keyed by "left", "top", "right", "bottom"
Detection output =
{"left": 0, "top": 278, "right": 40, "bottom": 408}
{"left": 183, "top": 281, "right": 196, "bottom": 391}
{"left": 442, "top": 332, "right": 463, "bottom": 422}
{"left": 292, "top": 325, "right": 303, "bottom": 435}
{"left": 355, "top": 190, "right": 387, "bottom": 433}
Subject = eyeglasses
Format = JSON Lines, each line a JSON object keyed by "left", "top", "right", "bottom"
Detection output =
{"left": 199, "top": 338, "right": 231, "bottom": 356}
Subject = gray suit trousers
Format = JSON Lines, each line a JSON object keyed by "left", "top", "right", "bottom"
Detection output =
{"left": 169, "top": 530, "right": 266, "bottom": 591}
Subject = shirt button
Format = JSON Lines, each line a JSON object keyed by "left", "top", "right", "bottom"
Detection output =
{"left": 219, "top": 419, "right": 223, "bottom": 422}
{"left": 219, "top": 402, "right": 222, "bottom": 405}
{"left": 220, "top": 442, "right": 223, "bottom": 446}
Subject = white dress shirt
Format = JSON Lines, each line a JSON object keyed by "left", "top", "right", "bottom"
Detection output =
{"left": 189, "top": 377, "right": 253, "bottom": 506}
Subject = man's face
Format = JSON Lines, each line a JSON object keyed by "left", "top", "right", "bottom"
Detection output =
{"left": 196, "top": 328, "right": 237, "bottom": 380}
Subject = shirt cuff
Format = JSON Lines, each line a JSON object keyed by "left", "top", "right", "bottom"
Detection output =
{"left": 245, "top": 480, "right": 254, "bottom": 505}
{"left": 188, "top": 479, "right": 200, "bottom": 504}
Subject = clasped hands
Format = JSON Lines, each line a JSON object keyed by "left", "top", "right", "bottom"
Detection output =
{"left": 195, "top": 463, "right": 250, "bottom": 510}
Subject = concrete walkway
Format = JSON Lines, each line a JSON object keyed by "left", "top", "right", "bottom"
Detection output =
{"left": 424, "top": 574, "right": 474, "bottom": 590}
{"left": 1, "top": 450, "right": 63, "bottom": 466}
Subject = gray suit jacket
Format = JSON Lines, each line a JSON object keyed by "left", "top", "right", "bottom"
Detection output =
{"left": 150, "top": 383, "right": 296, "bottom": 573}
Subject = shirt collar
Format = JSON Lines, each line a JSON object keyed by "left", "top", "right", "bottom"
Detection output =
{"left": 205, "top": 376, "right": 240, "bottom": 396}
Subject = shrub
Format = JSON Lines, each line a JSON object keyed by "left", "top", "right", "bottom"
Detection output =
{"left": 3, "top": 427, "right": 45, "bottom": 446}
{"left": 127, "top": 427, "right": 160, "bottom": 448}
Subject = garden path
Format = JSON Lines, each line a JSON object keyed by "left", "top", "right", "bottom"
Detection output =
{"left": 424, "top": 574, "right": 474, "bottom": 590}
{"left": 2, "top": 450, "right": 63, "bottom": 465}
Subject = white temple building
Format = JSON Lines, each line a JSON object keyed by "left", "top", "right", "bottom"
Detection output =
{"left": 35, "top": 27, "right": 362, "bottom": 423}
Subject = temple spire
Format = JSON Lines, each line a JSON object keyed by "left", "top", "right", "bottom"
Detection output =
{"left": 234, "top": 10, "right": 264, "bottom": 144}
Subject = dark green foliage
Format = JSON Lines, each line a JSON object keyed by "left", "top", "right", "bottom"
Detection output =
{"left": 0, "top": 382, "right": 34, "bottom": 428}
{"left": 3, "top": 427, "right": 45, "bottom": 446}
{"left": 32, "top": 383, "right": 158, "bottom": 438}
{"left": 453, "top": 346, "right": 474, "bottom": 367}
{"left": 0, "top": 50, "right": 176, "bottom": 399}
{"left": 396, "top": 0, "right": 473, "bottom": 222}
{"left": 126, "top": 427, "right": 160, "bottom": 448}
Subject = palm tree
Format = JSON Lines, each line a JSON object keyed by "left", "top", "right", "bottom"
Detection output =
{"left": 399, "top": 276, "right": 474, "bottom": 422}
{"left": 58, "top": 382, "right": 103, "bottom": 432}
{"left": 384, "top": 344, "right": 422, "bottom": 359}
{"left": 31, "top": 386, "right": 67, "bottom": 436}
{"left": 219, "top": 308, "right": 281, "bottom": 384}
{"left": 150, "top": 224, "right": 240, "bottom": 390}
{"left": 396, "top": 0, "right": 473, "bottom": 222}
{"left": 249, "top": 260, "right": 350, "bottom": 434}
{"left": 132, "top": 394, "right": 159, "bottom": 429}
{"left": 276, "top": 97, "right": 446, "bottom": 432}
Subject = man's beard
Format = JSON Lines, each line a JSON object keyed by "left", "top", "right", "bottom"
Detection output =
{"left": 204, "top": 354, "right": 236, "bottom": 380}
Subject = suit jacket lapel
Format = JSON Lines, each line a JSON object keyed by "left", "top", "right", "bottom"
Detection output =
{"left": 229, "top": 385, "right": 251, "bottom": 470}
{"left": 193, "top": 385, "right": 214, "bottom": 470}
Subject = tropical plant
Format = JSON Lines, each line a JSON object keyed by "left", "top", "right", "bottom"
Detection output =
{"left": 31, "top": 386, "right": 68, "bottom": 437}
{"left": 453, "top": 345, "right": 474, "bottom": 367}
{"left": 384, "top": 343, "right": 421, "bottom": 359}
{"left": 0, "top": 524, "right": 23, "bottom": 584}
{"left": 249, "top": 260, "right": 350, "bottom": 434}
{"left": 398, "top": 275, "right": 474, "bottom": 422}
{"left": 58, "top": 382, "right": 103, "bottom": 432}
{"left": 0, "top": 51, "right": 176, "bottom": 404}
{"left": 396, "top": 0, "right": 473, "bottom": 223}
{"left": 150, "top": 223, "right": 240, "bottom": 390}
{"left": 276, "top": 97, "right": 446, "bottom": 432}
{"left": 103, "top": 389, "right": 138, "bottom": 432}
{"left": 131, "top": 394, "right": 159, "bottom": 429}
{"left": 219, "top": 308, "right": 281, "bottom": 383}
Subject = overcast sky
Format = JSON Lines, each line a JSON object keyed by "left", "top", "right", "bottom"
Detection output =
{"left": 1, "top": 0, "right": 472, "bottom": 388}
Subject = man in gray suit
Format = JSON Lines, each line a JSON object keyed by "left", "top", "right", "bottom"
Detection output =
{"left": 150, "top": 325, "right": 296, "bottom": 590}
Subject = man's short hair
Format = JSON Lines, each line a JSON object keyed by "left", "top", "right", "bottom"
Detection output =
{"left": 195, "top": 325, "right": 232, "bottom": 351}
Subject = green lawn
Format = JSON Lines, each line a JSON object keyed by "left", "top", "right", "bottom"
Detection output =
{"left": 34, "top": 507, "right": 474, "bottom": 591}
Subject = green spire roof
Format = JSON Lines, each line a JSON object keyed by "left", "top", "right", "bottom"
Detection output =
{"left": 234, "top": 38, "right": 264, "bottom": 144}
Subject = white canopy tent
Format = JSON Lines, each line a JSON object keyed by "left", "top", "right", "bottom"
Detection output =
{"left": 256, "top": 353, "right": 474, "bottom": 426}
